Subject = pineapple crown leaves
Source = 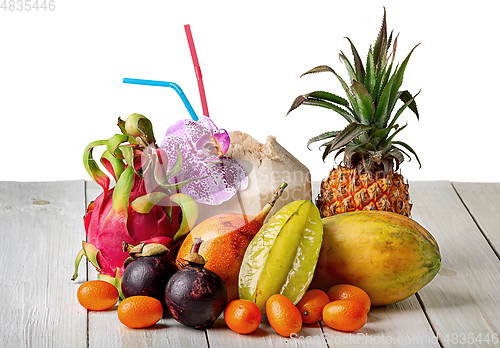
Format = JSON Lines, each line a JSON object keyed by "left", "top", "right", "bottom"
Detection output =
{"left": 287, "top": 8, "right": 421, "bottom": 174}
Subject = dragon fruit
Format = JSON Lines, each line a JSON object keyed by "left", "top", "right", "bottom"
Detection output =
{"left": 72, "top": 113, "right": 200, "bottom": 296}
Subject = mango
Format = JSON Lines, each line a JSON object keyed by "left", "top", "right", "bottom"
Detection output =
{"left": 310, "top": 211, "right": 441, "bottom": 306}
{"left": 238, "top": 200, "right": 323, "bottom": 314}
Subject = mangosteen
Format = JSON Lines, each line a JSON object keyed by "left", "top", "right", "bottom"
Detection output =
{"left": 121, "top": 242, "right": 178, "bottom": 306}
{"left": 164, "top": 238, "right": 227, "bottom": 329}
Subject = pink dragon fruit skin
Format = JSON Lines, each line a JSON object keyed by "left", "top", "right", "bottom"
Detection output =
{"left": 82, "top": 174, "right": 179, "bottom": 279}
{"left": 72, "top": 114, "right": 200, "bottom": 296}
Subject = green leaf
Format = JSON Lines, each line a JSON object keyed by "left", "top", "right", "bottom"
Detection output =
{"left": 373, "top": 7, "right": 387, "bottom": 71}
{"left": 130, "top": 192, "right": 169, "bottom": 214}
{"left": 101, "top": 150, "right": 125, "bottom": 181}
{"left": 386, "top": 123, "right": 408, "bottom": 143}
{"left": 307, "top": 131, "right": 340, "bottom": 150}
{"left": 388, "top": 43, "right": 421, "bottom": 116}
{"left": 153, "top": 145, "right": 183, "bottom": 186}
{"left": 372, "top": 64, "right": 388, "bottom": 106}
{"left": 371, "top": 125, "right": 396, "bottom": 147}
{"left": 376, "top": 62, "right": 393, "bottom": 105}
{"left": 82, "top": 242, "right": 101, "bottom": 272}
{"left": 321, "top": 142, "right": 333, "bottom": 162}
{"left": 287, "top": 91, "right": 354, "bottom": 122}
{"left": 118, "top": 117, "right": 137, "bottom": 144}
{"left": 300, "top": 65, "right": 337, "bottom": 77}
{"left": 344, "top": 142, "right": 369, "bottom": 162}
{"left": 125, "top": 113, "right": 156, "bottom": 145}
{"left": 386, "top": 147, "right": 408, "bottom": 168}
{"left": 388, "top": 90, "right": 421, "bottom": 128}
{"left": 389, "top": 33, "right": 398, "bottom": 67}
{"left": 83, "top": 139, "right": 110, "bottom": 193}
{"left": 71, "top": 248, "right": 85, "bottom": 281}
{"left": 373, "top": 73, "right": 396, "bottom": 128}
{"left": 351, "top": 81, "right": 375, "bottom": 124}
{"left": 300, "top": 65, "right": 361, "bottom": 122}
{"left": 339, "top": 51, "right": 357, "bottom": 83}
{"left": 153, "top": 148, "right": 169, "bottom": 184}
{"left": 386, "top": 148, "right": 405, "bottom": 167}
{"left": 326, "top": 123, "right": 374, "bottom": 158}
{"left": 392, "top": 141, "right": 421, "bottom": 168}
{"left": 107, "top": 134, "right": 129, "bottom": 159}
{"left": 157, "top": 176, "right": 207, "bottom": 191}
{"left": 286, "top": 95, "right": 307, "bottom": 115}
{"left": 333, "top": 147, "right": 346, "bottom": 163}
{"left": 302, "top": 99, "right": 356, "bottom": 123}
{"left": 398, "top": 90, "right": 419, "bottom": 119}
{"left": 152, "top": 145, "right": 207, "bottom": 191}
{"left": 119, "top": 144, "right": 140, "bottom": 176}
{"left": 365, "top": 47, "right": 376, "bottom": 94}
{"left": 345, "top": 37, "right": 365, "bottom": 84}
{"left": 378, "top": 138, "right": 393, "bottom": 154}
{"left": 308, "top": 91, "right": 350, "bottom": 107}
{"left": 110, "top": 166, "right": 134, "bottom": 215}
{"left": 165, "top": 145, "right": 183, "bottom": 181}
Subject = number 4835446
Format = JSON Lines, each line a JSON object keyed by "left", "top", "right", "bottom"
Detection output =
{"left": 1, "top": 0, "right": 55, "bottom": 11}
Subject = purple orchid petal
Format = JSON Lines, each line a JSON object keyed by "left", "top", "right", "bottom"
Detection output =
{"left": 213, "top": 129, "right": 230, "bottom": 156}
{"left": 160, "top": 116, "right": 248, "bottom": 205}
{"left": 195, "top": 134, "right": 219, "bottom": 161}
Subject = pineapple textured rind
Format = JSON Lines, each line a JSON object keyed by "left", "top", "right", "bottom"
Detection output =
{"left": 317, "top": 165, "right": 412, "bottom": 217}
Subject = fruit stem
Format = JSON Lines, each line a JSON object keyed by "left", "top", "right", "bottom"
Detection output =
{"left": 180, "top": 237, "right": 206, "bottom": 267}
{"left": 259, "top": 182, "right": 288, "bottom": 217}
{"left": 190, "top": 237, "right": 203, "bottom": 254}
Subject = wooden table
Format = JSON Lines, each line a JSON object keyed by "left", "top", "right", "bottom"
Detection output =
{"left": 1, "top": 180, "right": 500, "bottom": 347}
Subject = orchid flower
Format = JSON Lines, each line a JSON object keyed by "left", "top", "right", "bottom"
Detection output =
{"left": 160, "top": 116, "right": 248, "bottom": 205}
{"left": 195, "top": 129, "right": 230, "bottom": 162}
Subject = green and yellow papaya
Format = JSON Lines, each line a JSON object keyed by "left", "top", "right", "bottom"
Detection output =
{"left": 310, "top": 211, "right": 441, "bottom": 306}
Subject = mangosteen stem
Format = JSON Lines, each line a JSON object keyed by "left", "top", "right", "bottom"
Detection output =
{"left": 181, "top": 237, "right": 206, "bottom": 267}
{"left": 190, "top": 237, "right": 203, "bottom": 254}
{"left": 122, "top": 242, "right": 169, "bottom": 258}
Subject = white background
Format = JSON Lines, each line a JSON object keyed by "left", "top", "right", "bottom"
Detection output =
{"left": 1, "top": 0, "right": 499, "bottom": 183}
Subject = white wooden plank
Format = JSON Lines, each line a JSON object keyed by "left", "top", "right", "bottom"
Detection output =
{"left": 207, "top": 315, "right": 327, "bottom": 348}
{"left": 0, "top": 181, "right": 87, "bottom": 347}
{"left": 85, "top": 180, "right": 103, "bottom": 207}
{"left": 409, "top": 181, "right": 500, "bottom": 347}
{"left": 452, "top": 182, "right": 500, "bottom": 252}
{"left": 321, "top": 297, "right": 439, "bottom": 348}
{"left": 88, "top": 310, "right": 208, "bottom": 347}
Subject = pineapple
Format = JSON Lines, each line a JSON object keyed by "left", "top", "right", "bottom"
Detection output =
{"left": 287, "top": 9, "right": 420, "bottom": 218}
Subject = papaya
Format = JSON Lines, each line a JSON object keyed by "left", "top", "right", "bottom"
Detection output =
{"left": 310, "top": 211, "right": 441, "bottom": 306}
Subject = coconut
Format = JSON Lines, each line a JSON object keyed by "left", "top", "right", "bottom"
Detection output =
{"left": 196, "top": 131, "right": 312, "bottom": 223}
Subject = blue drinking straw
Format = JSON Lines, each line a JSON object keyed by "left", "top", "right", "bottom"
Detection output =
{"left": 123, "top": 78, "right": 199, "bottom": 121}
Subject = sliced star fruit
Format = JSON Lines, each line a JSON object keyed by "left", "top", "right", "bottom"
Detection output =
{"left": 238, "top": 200, "right": 323, "bottom": 314}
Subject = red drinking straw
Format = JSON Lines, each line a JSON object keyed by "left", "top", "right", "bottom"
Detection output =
{"left": 184, "top": 24, "right": 209, "bottom": 118}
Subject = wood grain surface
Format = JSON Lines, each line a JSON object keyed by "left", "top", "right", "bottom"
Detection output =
{"left": 1, "top": 180, "right": 499, "bottom": 347}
